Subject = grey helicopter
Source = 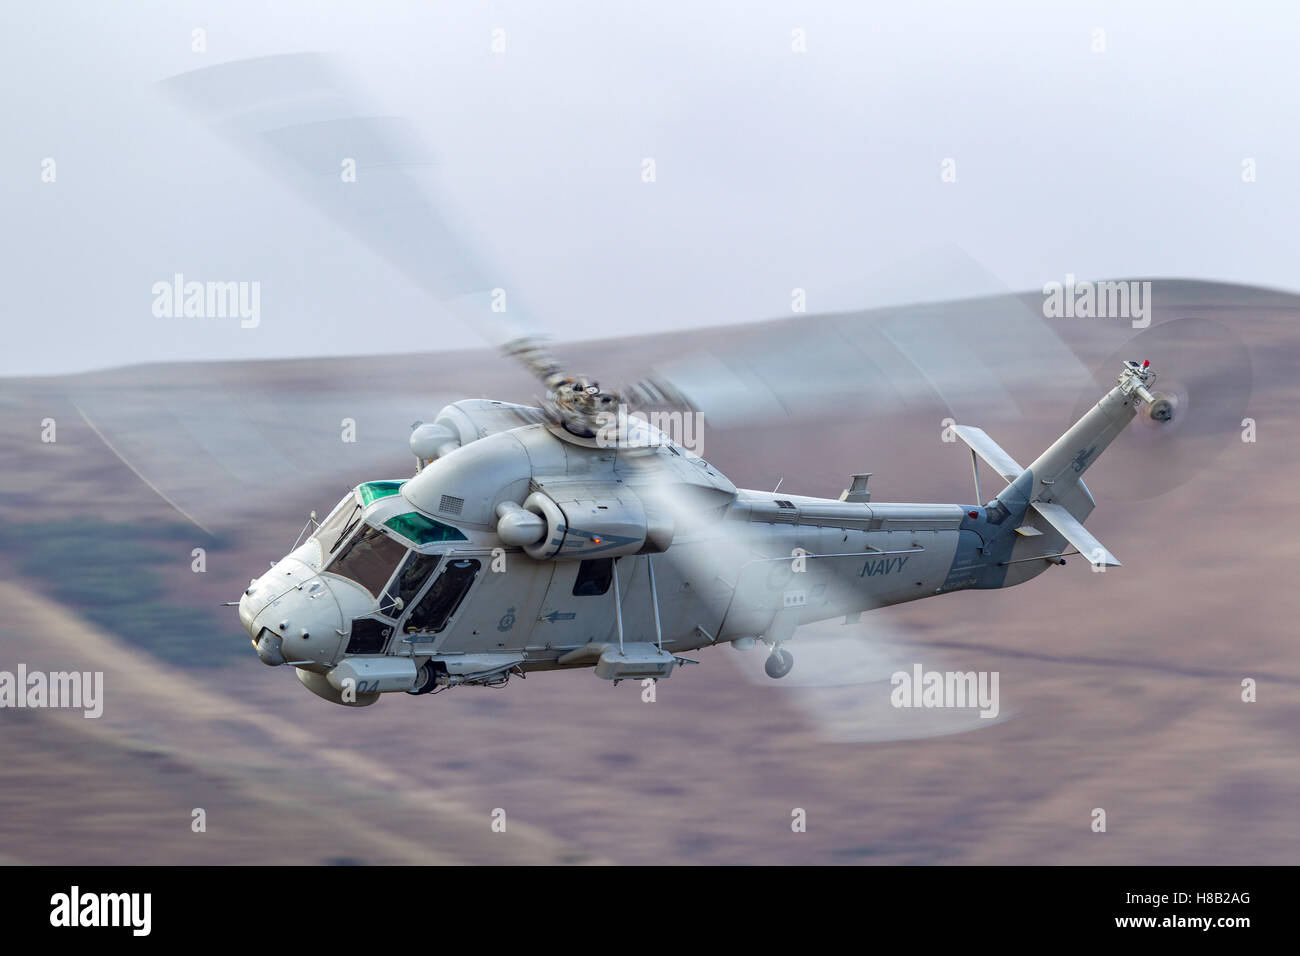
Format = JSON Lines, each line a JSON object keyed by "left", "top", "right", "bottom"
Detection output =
{"left": 238, "top": 346, "right": 1169, "bottom": 707}
{"left": 155, "top": 54, "right": 1198, "bottom": 707}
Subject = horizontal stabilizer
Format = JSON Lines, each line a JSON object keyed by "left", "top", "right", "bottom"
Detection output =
{"left": 953, "top": 425, "right": 1024, "bottom": 482}
{"left": 1031, "top": 501, "right": 1121, "bottom": 567}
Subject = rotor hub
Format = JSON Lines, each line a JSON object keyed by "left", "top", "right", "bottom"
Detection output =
{"left": 544, "top": 374, "right": 623, "bottom": 437}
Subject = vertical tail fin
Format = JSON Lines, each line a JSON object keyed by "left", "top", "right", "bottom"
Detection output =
{"left": 959, "top": 361, "right": 1167, "bottom": 569}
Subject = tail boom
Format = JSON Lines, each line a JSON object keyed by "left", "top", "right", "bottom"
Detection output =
{"left": 1020, "top": 360, "right": 1158, "bottom": 510}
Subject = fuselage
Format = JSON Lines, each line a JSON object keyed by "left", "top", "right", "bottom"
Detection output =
{"left": 237, "top": 409, "right": 1062, "bottom": 701}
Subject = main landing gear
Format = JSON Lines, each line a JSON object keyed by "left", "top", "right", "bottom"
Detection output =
{"left": 764, "top": 645, "right": 794, "bottom": 680}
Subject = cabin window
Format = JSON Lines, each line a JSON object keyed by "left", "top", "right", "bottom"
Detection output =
{"left": 328, "top": 526, "right": 408, "bottom": 597}
{"left": 405, "top": 558, "right": 481, "bottom": 633}
{"left": 572, "top": 558, "right": 613, "bottom": 597}
{"left": 346, "top": 618, "right": 393, "bottom": 655}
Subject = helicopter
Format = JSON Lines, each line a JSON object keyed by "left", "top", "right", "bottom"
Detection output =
{"left": 238, "top": 351, "right": 1169, "bottom": 707}
{"left": 144, "top": 54, "right": 1219, "bottom": 708}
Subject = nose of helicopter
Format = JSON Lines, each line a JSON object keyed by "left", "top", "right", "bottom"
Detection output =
{"left": 238, "top": 557, "right": 347, "bottom": 667}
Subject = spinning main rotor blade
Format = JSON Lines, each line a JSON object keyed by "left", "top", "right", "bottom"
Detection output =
{"left": 76, "top": 52, "right": 1108, "bottom": 533}
{"left": 629, "top": 247, "right": 1097, "bottom": 430}
{"left": 69, "top": 376, "right": 464, "bottom": 534}
{"left": 165, "top": 53, "right": 1090, "bottom": 432}
{"left": 71, "top": 52, "right": 556, "bottom": 531}
{"left": 162, "top": 52, "right": 545, "bottom": 360}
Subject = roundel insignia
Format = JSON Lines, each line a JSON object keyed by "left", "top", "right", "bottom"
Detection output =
{"left": 766, "top": 560, "right": 795, "bottom": 593}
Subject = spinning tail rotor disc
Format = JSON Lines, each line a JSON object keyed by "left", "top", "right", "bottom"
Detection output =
{"left": 1068, "top": 316, "right": 1252, "bottom": 501}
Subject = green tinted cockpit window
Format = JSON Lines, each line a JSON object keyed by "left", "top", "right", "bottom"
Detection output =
{"left": 384, "top": 512, "right": 469, "bottom": 545}
{"left": 358, "top": 481, "right": 404, "bottom": 506}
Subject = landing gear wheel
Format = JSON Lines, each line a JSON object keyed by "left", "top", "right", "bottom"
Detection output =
{"left": 407, "top": 662, "right": 436, "bottom": 695}
{"left": 764, "top": 648, "right": 794, "bottom": 680}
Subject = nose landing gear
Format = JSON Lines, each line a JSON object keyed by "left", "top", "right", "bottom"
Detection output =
{"left": 764, "top": 645, "right": 794, "bottom": 680}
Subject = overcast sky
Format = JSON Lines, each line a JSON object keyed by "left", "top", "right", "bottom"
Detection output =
{"left": 2, "top": 0, "right": 1296, "bottom": 377}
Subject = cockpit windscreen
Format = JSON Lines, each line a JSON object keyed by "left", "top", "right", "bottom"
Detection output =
{"left": 328, "top": 525, "right": 408, "bottom": 597}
